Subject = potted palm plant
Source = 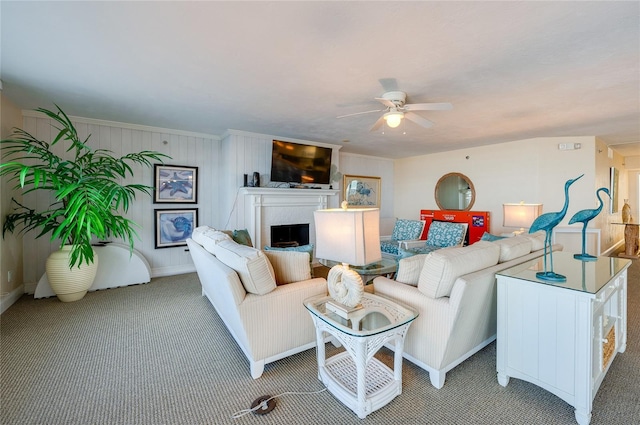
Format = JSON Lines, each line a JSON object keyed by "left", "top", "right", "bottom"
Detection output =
{"left": 1, "top": 105, "right": 169, "bottom": 301}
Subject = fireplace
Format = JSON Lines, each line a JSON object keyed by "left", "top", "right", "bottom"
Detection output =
{"left": 238, "top": 187, "right": 339, "bottom": 250}
{"left": 271, "top": 224, "right": 310, "bottom": 248}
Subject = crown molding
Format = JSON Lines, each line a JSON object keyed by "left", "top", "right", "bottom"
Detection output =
{"left": 21, "top": 110, "right": 221, "bottom": 140}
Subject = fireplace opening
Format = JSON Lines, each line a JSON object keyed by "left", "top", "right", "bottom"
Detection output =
{"left": 271, "top": 224, "right": 310, "bottom": 248}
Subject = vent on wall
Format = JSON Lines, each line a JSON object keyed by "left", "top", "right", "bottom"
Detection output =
{"left": 558, "top": 143, "right": 581, "bottom": 150}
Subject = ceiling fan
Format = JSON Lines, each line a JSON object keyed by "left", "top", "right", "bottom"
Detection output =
{"left": 337, "top": 91, "right": 452, "bottom": 131}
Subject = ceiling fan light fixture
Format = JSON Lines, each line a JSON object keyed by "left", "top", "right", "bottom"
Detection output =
{"left": 384, "top": 111, "right": 403, "bottom": 128}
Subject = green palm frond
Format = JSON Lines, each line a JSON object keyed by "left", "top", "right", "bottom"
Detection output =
{"left": 1, "top": 104, "right": 171, "bottom": 268}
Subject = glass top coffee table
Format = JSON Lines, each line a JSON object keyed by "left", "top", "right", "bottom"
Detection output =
{"left": 318, "top": 257, "right": 398, "bottom": 283}
{"left": 304, "top": 293, "right": 417, "bottom": 419}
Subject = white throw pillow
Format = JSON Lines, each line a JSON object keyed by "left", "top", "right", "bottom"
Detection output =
{"left": 492, "top": 236, "right": 533, "bottom": 262}
{"left": 522, "top": 231, "right": 546, "bottom": 251}
{"left": 418, "top": 241, "right": 500, "bottom": 299}
{"left": 191, "top": 226, "right": 232, "bottom": 254}
{"left": 395, "top": 254, "right": 430, "bottom": 286}
{"left": 263, "top": 250, "right": 311, "bottom": 285}
{"left": 212, "top": 239, "right": 276, "bottom": 295}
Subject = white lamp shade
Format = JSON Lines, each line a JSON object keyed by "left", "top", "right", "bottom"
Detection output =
{"left": 503, "top": 203, "right": 543, "bottom": 229}
{"left": 314, "top": 208, "right": 381, "bottom": 266}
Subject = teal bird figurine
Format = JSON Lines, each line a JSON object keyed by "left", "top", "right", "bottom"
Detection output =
{"left": 529, "top": 174, "right": 584, "bottom": 282}
{"left": 569, "top": 187, "right": 610, "bottom": 261}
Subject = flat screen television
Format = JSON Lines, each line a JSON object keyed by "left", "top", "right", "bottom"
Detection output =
{"left": 270, "top": 140, "right": 332, "bottom": 185}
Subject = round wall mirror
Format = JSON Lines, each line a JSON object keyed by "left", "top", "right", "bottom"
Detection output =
{"left": 434, "top": 172, "right": 475, "bottom": 211}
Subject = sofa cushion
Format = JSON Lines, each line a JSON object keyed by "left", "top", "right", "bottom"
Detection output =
{"left": 425, "top": 221, "right": 467, "bottom": 247}
{"left": 263, "top": 250, "right": 311, "bottom": 285}
{"left": 264, "top": 244, "right": 314, "bottom": 275}
{"left": 523, "top": 231, "right": 546, "bottom": 251}
{"left": 212, "top": 239, "right": 276, "bottom": 295}
{"left": 418, "top": 241, "right": 500, "bottom": 299}
{"left": 391, "top": 219, "right": 425, "bottom": 241}
{"left": 395, "top": 254, "right": 430, "bottom": 286}
{"left": 492, "top": 236, "right": 533, "bottom": 262}
{"left": 191, "top": 226, "right": 232, "bottom": 254}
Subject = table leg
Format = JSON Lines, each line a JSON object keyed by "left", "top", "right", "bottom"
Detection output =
{"left": 315, "top": 326, "right": 325, "bottom": 380}
{"left": 622, "top": 224, "right": 639, "bottom": 258}
{"left": 394, "top": 335, "right": 404, "bottom": 385}
{"left": 355, "top": 339, "right": 368, "bottom": 419}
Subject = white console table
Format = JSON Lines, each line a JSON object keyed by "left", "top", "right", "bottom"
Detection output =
{"left": 35, "top": 243, "right": 151, "bottom": 299}
{"left": 496, "top": 252, "right": 630, "bottom": 425}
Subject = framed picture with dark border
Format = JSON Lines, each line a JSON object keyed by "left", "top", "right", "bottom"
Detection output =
{"left": 154, "top": 208, "right": 198, "bottom": 248}
{"left": 343, "top": 175, "right": 381, "bottom": 208}
{"left": 154, "top": 164, "right": 198, "bottom": 203}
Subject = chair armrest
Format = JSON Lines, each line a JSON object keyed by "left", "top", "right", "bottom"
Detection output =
{"left": 399, "top": 239, "right": 426, "bottom": 249}
{"left": 380, "top": 235, "right": 393, "bottom": 242}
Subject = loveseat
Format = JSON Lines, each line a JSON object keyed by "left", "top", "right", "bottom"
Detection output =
{"left": 373, "top": 231, "right": 561, "bottom": 388}
{"left": 187, "top": 226, "right": 327, "bottom": 379}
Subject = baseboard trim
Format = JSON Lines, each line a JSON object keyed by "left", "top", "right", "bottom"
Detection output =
{"left": 151, "top": 264, "right": 196, "bottom": 278}
{"left": 1, "top": 284, "right": 25, "bottom": 314}
{"left": 24, "top": 281, "right": 37, "bottom": 294}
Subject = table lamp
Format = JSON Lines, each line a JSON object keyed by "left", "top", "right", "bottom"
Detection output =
{"left": 503, "top": 202, "right": 543, "bottom": 235}
{"left": 314, "top": 205, "right": 381, "bottom": 308}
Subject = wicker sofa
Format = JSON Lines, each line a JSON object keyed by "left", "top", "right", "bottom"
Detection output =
{"left": 373, "top": 231, "right": 561, "bottom": 388}
{"left": 187, "top": 226, "right": 327, "bottom": 379}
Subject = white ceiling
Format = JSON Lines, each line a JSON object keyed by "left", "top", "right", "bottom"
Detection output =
{"left": 1, "top": 1, "right": 639, "bottom": 159}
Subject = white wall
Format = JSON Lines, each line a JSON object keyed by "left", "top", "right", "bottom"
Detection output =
{"left": 15, "top": 112, "right": 220, "bottom": 290}
{"left": 219, "top": 130, "right": 343, "bottom": 231}
{"left": 394, "top": 136, "right": 627, "bottom": 254}
{"left": 216, "top": 131, "right": 396, "bottom": 234}
{"left": 1, "top": 94, "right": 25, "bottom": 308}
{"left": 338, "top": 152, "right": 395, "bottom": 234}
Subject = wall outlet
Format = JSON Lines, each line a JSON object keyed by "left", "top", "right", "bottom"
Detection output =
{"left": 7, "top": 271, "right": 13, "bottom": 283}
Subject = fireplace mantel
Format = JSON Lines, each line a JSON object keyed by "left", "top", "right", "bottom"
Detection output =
{"left": 239, "top": 187, "right": 339, "bottom": 249}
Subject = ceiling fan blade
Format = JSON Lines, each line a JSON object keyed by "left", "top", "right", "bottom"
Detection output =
{"left": 405, "top": 112, "right": 433, "bottom": 128}
{"left": 374, "top": 97, "right": 396, "bottom": 108}
{"left": 404, "top": 102, "right": 453, "bottom": 111}
{"left": 337, "top": 109, "right": 383, "bottom": 119}
{"left": 369, "top": 115, "right": 386, "bottom": 132}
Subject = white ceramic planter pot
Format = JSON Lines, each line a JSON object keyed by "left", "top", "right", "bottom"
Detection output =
{"left": 45, "top": 245, "right": 99, "bottom": 302}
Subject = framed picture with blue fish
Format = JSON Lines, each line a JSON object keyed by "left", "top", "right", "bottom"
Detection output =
{"left": 155, "top": 208, "right": 198, "bottom": 248}
{"left": 343, "top": 175, "right": 381, "bottom": 208}
{"left": 154, "top": 164, "right": 198, "bottom": 203}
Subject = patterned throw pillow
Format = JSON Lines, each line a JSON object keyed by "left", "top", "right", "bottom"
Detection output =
{"left": 381, "top": 241, "right": 402, "bottom": 256}
{"left": 480, "top": 232, "right": 506, "bottom": 242}
{"left": 425, "top": 221, "right": 466, "bottom": 247}
{"left": 391, "top": 219, "right": 425, "bottom": 241}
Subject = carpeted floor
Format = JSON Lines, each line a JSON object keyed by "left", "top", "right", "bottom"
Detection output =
{"left": 1, "top": 254, "right": 638, "bottom": 424}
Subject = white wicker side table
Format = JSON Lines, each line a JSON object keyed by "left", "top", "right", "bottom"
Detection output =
{"left": 304, "top": 293, "right": 417, "bottom": 419}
